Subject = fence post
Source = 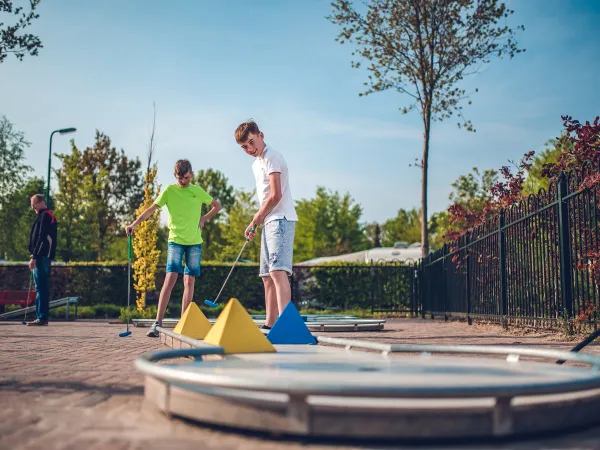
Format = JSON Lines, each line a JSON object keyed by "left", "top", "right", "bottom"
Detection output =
{"left": 465, "top": 234, "right": 472, "bottom": 325}
{"left": 442, "top": 244, "right": 448, "bottom": 322}
{"left": 557, "top": 172, "right": 574, "bottom": 319}
{"left": 410, "top": 263, "right": 415, "bottom": 316}
{"left": 291, "top": 271, "right": 295, "bottom": 303}
{"left": 428, "top": 254, "right": 435, "bottom": 320}
{"left": 420, "top": 258, "right": 426, "bottom": 319}
{"left": 292, "top": 266, "right": 301, "bottom": 306}
{"left": 498, "top": 210, "right": 508, "bottom": 317}
{"left": 370, "top": 259, "right": 375, "bottom": 314}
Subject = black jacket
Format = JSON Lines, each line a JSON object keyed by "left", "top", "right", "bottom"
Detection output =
{"left": 29, "top": 208, "right": 58, "bottom": 260}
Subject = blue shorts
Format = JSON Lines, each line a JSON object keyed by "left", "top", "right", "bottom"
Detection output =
{"left": 260, "top": 219, "right": 296, "bottom": 277}
{"left": 166, "top": 242, "right": 202, "bottom": 276}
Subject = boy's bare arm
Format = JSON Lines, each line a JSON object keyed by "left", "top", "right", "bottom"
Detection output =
{"left": 200, "top": 199, "right": 222, "bottom": 228}
{"left": 245, "top": 173, "right": 282, "bottom": 240}
{"left": 126, "top": 204, "right": 159, "bottom": 235}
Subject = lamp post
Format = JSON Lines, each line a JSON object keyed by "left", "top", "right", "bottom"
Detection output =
{"left": 46, "top": 127, "right": 77, "bottom": 200}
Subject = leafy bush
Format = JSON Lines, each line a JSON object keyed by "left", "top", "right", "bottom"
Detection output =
{"left": 47, "top": 303, "right": 121, "bottom": 319}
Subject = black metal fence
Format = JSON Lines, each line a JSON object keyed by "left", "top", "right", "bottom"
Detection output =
{"left": 0, "top": 261, "right": 419, "bottom": 313}
{"left": 421, "top": 165, "right": 600, "bottom": 329}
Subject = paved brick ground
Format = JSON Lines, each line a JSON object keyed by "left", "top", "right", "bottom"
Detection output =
{"left": 2, "top": 318, "right": 600, "bottom": 449}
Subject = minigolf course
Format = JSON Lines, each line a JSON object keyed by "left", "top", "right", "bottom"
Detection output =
{"left": 135, "top": 298, "right": 600, "bottom": 442}
{"left": 203, "top": 298, "right": 275, "bottom": 354}
{"left": 173, "top": 302, "right": 212, "bottom": 340}
{"left": 266, "top": 301, "right": 316, "bottom": 345}
{"left": 132, "top": 313, "right": 385, "bottom": 332}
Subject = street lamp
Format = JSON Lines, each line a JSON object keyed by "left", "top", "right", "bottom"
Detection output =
{"left": 46, "top": 127, "right": 77, "bottom": 200}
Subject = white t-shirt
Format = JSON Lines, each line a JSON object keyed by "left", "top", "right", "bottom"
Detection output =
{"left": 252, "top": 145, "right": 298, "bottom": 224}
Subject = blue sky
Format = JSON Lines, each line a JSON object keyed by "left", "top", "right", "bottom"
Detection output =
{"left": 1, "top": 0, "right": 599, "bottom": 225}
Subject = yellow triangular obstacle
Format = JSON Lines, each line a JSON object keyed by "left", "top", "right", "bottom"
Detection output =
{"left": 204, "top": 298, "right": 276, "bottom": 354}
{"left": 173, "top": 302, "right": 212, "bottom": 339}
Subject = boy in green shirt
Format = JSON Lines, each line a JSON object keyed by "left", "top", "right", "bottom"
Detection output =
{"left": 126, "top": 159, "right": 222, "bottom": 337}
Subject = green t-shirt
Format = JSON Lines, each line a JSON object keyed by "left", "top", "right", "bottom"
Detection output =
{"left": 154, "top": 184, "right": 213, "bottom": 245}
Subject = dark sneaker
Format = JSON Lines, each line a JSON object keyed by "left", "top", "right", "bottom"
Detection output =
{"left": 26, "top": 318, "right": 48, "bottom": 326}
{"left": 146, "top": 321, "right": 161, "bottom": 337}
{"left": 261, "top": 325, "right": 271, "bottom": 330}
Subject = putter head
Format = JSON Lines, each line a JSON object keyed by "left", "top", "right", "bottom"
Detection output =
{"left": 204, "top": 299, "right": 218, "bottom": 308}
{"left": 119, "top": 331, "right": 132, "bottom": 337}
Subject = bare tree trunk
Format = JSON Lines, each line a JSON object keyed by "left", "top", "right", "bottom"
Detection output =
{"left": 421, "top": 107, "right": 432, "bottom": 258}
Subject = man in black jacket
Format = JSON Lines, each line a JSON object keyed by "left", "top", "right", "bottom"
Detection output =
{"left": 27, "top": 194, "right": 57, "bottom": 326}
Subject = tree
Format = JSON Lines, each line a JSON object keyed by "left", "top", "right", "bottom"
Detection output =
{"left": 446, "top": 152, "right": 533, "bottom": 242}
{"left": 0, "top": 176, "right": 43, "bottom": 260}
{"left": 0, "top": 114, "right": 32, "bottom": 209}
{"left": 294, "top": 186, "right": 366, "bottom": 262}
{"left": 381, "top": 208, "right": 421, "bottom": 247}
{"left": 55, "top": 131, "right": 143, "bottom": 261}
{"left": 0, "top": 0, "right": 42, "bottom": 64}
{"left": 327, "top": 0, "right": 525, "bottom": 256}
{"left": 426, "top": 166, "right": 497, "bottom": 246}
{"left": 428, "top": 210, "right": 450, "bottom": 250}
{"left": 541, "top": 116, "right": 600, "bottom": 183}
{"left": 219, "top": 189, "right": 260, "bottom": 263}
{"left": 132, "top": 104, "right": 161, "bottom": 312}
{"left": 133, "top": 166, "right": 161, "bottom": 311}
{"left": 54, "top": 142, "right": 93, "bottom": 261}
{"left": 523, "top": 137, "right": 567, "bottom": 196}
{"left": 365, "top": 222, "right": 382, "bottom": 248}
{"left": 194, "top": 168, "right": 235, "bottom": 261}
{"left": 449, "top": 166, "right": 497, "bottom": 211}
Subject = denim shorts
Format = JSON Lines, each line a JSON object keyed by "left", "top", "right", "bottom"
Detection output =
{"left": 260, "top": 219, "right": 296, "bottom": 277}
{"left": 166, "top": 242, "right": 202, "bottom": 276}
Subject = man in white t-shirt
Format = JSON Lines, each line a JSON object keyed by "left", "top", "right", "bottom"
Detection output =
{"left": 234, "top": 120, "right": 298, "bottom": 328}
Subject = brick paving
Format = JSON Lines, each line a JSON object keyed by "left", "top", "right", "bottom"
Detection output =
{"left": 2, "top": 318, "right": 600, "bottom": 449}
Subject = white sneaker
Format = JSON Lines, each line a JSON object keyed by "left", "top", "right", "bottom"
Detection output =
{"left": 146, "top": 321, "right": 161, "bottom": 337}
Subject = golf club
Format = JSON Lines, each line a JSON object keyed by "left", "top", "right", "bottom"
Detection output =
{"left": 204, "top": 225, "right": 256, "bottom": 308}
{"left": 21, "top": 270, "right": 34, "bottom": 325}
{"left": 119, "top": 235, "right": 133, "bottom": 337}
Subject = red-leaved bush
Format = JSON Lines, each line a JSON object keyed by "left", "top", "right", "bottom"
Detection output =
{"left": 541, "top": 116, "right": 600, "bottom": 180}
{"left": 445, "top": 151, "right": 534, "bottom": 243}
{"left": 446, "top": 116, "right": 600, "bottom": 242}
{"left": 444, "top": 115, "right": 600, "bottom": 294}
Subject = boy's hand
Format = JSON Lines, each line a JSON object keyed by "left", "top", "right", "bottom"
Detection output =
{"left": 244, "top": 222, "right": 257, "bottom": 241}
{"left": 125, "top": 224, "right": 135, "bottom": 236}
{"left": 252, "top": 212, "right": 265, "bottom": 227}
{"left": 199, "top": 216, "right": 208, "bottom": 229}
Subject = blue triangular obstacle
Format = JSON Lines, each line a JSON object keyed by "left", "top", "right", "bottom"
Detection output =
{"left": 267, "top": 302, "right": 317, "bottom": 345}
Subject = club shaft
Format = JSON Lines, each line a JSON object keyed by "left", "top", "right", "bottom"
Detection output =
{"left": 24, "top": 270, "right": 33, "bottom": 322}
{"left": 213, "top": 240, "right": 249, "bottom": 304}
{"left": 127, "top": 257, "right": 131, "bottom": 332}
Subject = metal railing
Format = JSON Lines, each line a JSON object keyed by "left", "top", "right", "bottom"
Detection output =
{"left": 421, "top": 165, "right": 600, "bottom": 329}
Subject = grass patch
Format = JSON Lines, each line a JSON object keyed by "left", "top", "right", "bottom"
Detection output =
{"left": 48, "top": 304, "right": 121, "bottom": 319}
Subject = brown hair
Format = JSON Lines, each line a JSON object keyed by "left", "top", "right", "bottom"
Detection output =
{"left": 174, "top": 159, "right": 192, "bottom": 177}
{"left": 234, "top": 120, "right": 261, "bottom": 144}
{"left": 31, "top": 194, "right": 46, "bottom": 204}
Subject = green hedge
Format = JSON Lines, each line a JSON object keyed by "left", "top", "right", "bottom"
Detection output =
{"left": 0, "top": 261, "right": 416, "bottom": 312}
{"left": 0, "top": 263, "right": 265, "bottom": 309}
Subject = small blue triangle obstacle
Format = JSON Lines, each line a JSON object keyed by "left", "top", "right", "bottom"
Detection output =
{"left": 267, "top": 302, "right": 317, "bottom": 345}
